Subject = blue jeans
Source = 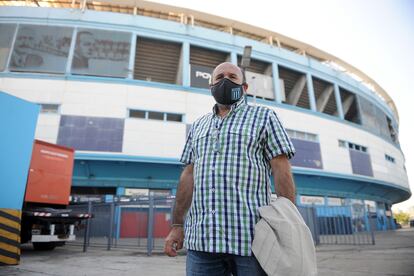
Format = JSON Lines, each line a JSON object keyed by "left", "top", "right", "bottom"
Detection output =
{"left": 186, "top": 250, "right": 267, "bottom": 276}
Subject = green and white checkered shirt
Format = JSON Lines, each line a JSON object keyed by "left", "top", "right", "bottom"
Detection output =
{"left": 180, "top": 98, "right": 295, "bottom": 256}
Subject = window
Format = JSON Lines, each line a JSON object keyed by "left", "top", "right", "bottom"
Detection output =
{"left": 129, "top": 110, "right": 146, "bottom": 119}
{"left": 166, "top": 113, "right": 183, "bottom": 122}
{"left": 148, "top": 111, "right": 164, "bottom": 121}
{"left": 385, "top": 154, "right": 395, "bottom": 163}
{"left": 40, "top": 103, "right": 59, "bottom": 114}
{"left": 71, "top": 28, "right": 131, "bottom": 78}
{"left": 286, "top": 129, "right": 318, "bottom": 142}
{"left": 129, "top": 109, "right": 183, "bottom": 123}
{"left": 278, "top": 66, "right": 310, "bottom": 110}
{"left": 344, "top": 141, "right": 368, "bottom": 153}
{"left": 312, "top": 76, "right": 338, "bottom": 117}
{"left": 339, "top": 87, "right": 361, "bottom": 124}
{"left": 338, "top": 140, "right": 347, "bottom": 148}
{"left": 9, "top": 24, "right": 73, "bottom": 74}
{"left": 0, "top": 24, "right": 17, "bottom": 71}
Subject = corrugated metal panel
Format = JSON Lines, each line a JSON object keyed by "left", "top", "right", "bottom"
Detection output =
{"left": 237, "top": 56, "right": 270, "bottom": 74}
{"left": 134, "top": 37, "right": 182, "bottom": 84}
{"left": 190, "top": 46, "right": 229, "bottom": 68}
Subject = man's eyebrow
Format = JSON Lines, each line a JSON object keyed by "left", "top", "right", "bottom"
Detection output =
{"left": 215, "top": 73, "right": 224, "bottom": 79}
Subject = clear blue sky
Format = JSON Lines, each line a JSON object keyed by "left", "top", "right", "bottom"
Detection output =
{"left": 152, "top": 0, "right": 414, "bottom": 210}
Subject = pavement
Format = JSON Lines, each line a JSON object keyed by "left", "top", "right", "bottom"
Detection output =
{"left": 1, "top": 228, "right": 414, "bottom": 276}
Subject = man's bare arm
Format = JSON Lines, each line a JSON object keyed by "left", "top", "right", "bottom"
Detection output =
{"left": 172, "top": 164, "right": 194, "bottom": 224}
{"left": 270, "top": 155, "right": 296, "bottom": 204}
{"left": 164, "top": 164, "right": 194, "bottom": 257}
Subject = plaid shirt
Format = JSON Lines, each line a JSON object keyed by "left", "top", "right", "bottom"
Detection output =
{"left": 180, "top": 98, "right": 295, "bottom": 256}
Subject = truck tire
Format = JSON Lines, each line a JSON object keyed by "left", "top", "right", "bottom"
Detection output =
{"left": 33, "top": 242, "right": 57, "bottom": 251}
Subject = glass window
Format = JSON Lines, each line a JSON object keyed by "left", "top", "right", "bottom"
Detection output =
{"left": 129, "top": 110, "right": 146, "bottom": 119}
{"left": 338, "top": 140, "right": 347, "bottom": 148}
{"left": 9, "top": 25, "right": 73, "bottom": 73}
{"left": 166, "top": 113, "right": 182, "bottom": 122}
{"left": 40, "top": 103, "right": 59, "bottom": 113}
{"left": 71, "top": 28, "right": 131, "bottom": 78}
{"left": 148, "top": 111, "right": 164, "bottom": 121}
{"left": 0, "top": 24, "right": 17, "bottom": 71}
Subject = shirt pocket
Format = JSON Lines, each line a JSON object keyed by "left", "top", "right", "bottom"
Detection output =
{"left": 227, "top": 125, "right": 259, "bottom": 156}
{"left": 192, "top": 128, "right": 211, "bottom": 160}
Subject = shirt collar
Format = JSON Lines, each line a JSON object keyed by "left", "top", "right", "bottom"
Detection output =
{"left": 212, "top": 97, "right": 246, "bottom": 117}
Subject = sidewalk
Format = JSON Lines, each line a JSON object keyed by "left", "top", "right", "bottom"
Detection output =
{"left": 1, "top": 229, "right": 413, "bottom": 276}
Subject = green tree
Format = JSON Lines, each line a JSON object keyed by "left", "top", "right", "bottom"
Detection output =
{"left": 394, "top": 212, "right": 410, "bottom": 225}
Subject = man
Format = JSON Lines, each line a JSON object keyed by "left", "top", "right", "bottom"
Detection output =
{"left": 164, "top": 62, "right": 296, "bottom": 275}
{"left": 72, "top": 31, "right": 95, "bottom": 69}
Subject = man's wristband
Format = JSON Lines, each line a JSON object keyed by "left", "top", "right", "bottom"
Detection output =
{"left": 171, "top": 223, "right": 184, "bottom": 228}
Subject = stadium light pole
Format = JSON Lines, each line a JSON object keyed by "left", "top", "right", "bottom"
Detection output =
{"left": 240, "top": 46, "right": 252, "bottom": 104}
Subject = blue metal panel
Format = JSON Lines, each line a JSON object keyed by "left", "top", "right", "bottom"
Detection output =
{"left": 57, "top": 115, "right": 124, "bottom": 152}
{"left": 0, "top": 91, "right": 39, "bottom": 209}
{"left": 349, "top": 150, "right": 373, "bottom": 177}
{"left": 290, "top": 138, "right": 323, "bottom": 169}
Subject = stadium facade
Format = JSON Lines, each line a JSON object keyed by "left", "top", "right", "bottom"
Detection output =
{"left": 0, "top": 1, "right": 410, "bottom": 231}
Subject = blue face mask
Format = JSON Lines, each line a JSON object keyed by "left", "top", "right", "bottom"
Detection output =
{"left": 210, "top": 78, "right": 243, "bottom": 105}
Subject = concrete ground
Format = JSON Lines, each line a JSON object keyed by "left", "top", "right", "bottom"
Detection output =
{"left": 1, "top": 228, "right": 414, "bottom": 276}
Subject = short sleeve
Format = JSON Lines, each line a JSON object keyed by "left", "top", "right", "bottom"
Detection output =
{"left": 180, "top": 124, "right": 194, "bottom": 165}
{"left": 263, "top": 110, "right": 296, "bottom": 161}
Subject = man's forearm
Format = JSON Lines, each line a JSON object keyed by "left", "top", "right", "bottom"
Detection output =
{"left": 172, "top": 165, "right": 194, "bottom": 225}
{"left": 272, "top": 161, "right": 296, "bottom": 204}
{"left": 274, "top": 171, "right": 296, "bottom": 203}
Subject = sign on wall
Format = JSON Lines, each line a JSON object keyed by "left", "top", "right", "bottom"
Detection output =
{"left": 190, "top": 64, "right": 214, "bottom": 89}
{"left": 9, "top": 24, "right": 73, "bottom": 73}
{"left": 300, "top": 195, "right": 325, "bottom": 205}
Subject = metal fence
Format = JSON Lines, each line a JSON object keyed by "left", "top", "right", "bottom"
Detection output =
{"left": 67, "top": 196, "right": 375, "bottom": 255}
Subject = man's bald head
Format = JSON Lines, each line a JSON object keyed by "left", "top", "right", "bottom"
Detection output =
{"left": 211, "top": 62, "right": 244, "bottom": 86}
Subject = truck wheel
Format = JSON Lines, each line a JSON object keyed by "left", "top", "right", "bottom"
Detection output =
{"left": 33, "top": 242, "right": 57, "bottom": 251}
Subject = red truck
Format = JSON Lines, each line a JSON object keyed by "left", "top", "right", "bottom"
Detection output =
{"left": 21, "top": 140, "right": 89, "bottom": 250}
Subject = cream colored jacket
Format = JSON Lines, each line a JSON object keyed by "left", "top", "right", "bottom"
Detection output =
{"left": 252, "top": 197, "right": 318, "bottom": 276}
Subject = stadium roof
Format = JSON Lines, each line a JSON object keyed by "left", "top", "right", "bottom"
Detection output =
{"left": 0, "top": 0, "right": 399, "bottom": 122}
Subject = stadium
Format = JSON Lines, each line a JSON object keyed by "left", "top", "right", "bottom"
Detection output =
{"left": 0, "top": 0, "right": 410, "bottom": 233}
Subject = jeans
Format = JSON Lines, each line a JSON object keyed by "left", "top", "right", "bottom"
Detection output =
{"left": 186, "top": 250, "right": 267, "bottom": 276}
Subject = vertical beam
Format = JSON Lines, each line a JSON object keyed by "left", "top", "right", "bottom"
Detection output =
{"left": 316, "top": 85, "right": 334, "bottom": 112}
{"left": 4, "top": 24, "right": 19, "bottom": 72}
{"left": 65, "top": 27, "right": 78, "bottom": 74}
{"left": 127, "top": 33, "right": 137, "bottom": 79}
{"left": 306, "top": 73, "right": 317, "bottom": 111}
{"left": 230, "top": 51, "right": 237, "bottom": 65}
{"left": 272, "top": 62, "right": 282, "bottom": 103}
{"left": 147, "top": 193, "right": 155, "bottom": 256}
{"left": 334, "top": 83, "right": 344, "bottom": 119}
{"left": 182, "top": 41, "right": 190, "bottom": 87}
{"left": 288, "top": 75, "right": 306, "bottom": 106}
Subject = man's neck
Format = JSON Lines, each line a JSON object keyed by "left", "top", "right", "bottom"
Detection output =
{"left": 216, "top": 104, "right": 231, "bottom": 118}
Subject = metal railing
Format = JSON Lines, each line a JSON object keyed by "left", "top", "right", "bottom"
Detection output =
{"left": 67, "top": 196, "right": 375, "bottom": 255}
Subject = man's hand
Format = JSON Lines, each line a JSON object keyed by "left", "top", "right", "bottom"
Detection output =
{"left": 164, "top": 226, "right": 184, "bottom": 257}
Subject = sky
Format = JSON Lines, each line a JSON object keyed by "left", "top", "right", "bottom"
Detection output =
{"left": 152, "top": 0, "right": 414, "bottom": 211}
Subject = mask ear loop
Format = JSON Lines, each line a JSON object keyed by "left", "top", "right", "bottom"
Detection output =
{"left": 242, "top": 81, "right": 248, "bottom": 104}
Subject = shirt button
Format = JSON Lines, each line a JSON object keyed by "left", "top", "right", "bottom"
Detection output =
{"left": 211, "top": 167, "right": 216, "bottom": 171}
{"left": 211, "top": 188, "right": 215, "bottom": 192}
{"left": 212, "top": 210, "right": 216, "bottom": 214}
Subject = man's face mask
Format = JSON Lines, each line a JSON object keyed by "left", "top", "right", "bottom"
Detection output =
{"left": 210, "top": 78, "right": 243, "bottom": 105}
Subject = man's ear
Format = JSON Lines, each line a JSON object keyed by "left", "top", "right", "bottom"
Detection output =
{"left": 242, "top": 83, "right": 249, "bottom": 93}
